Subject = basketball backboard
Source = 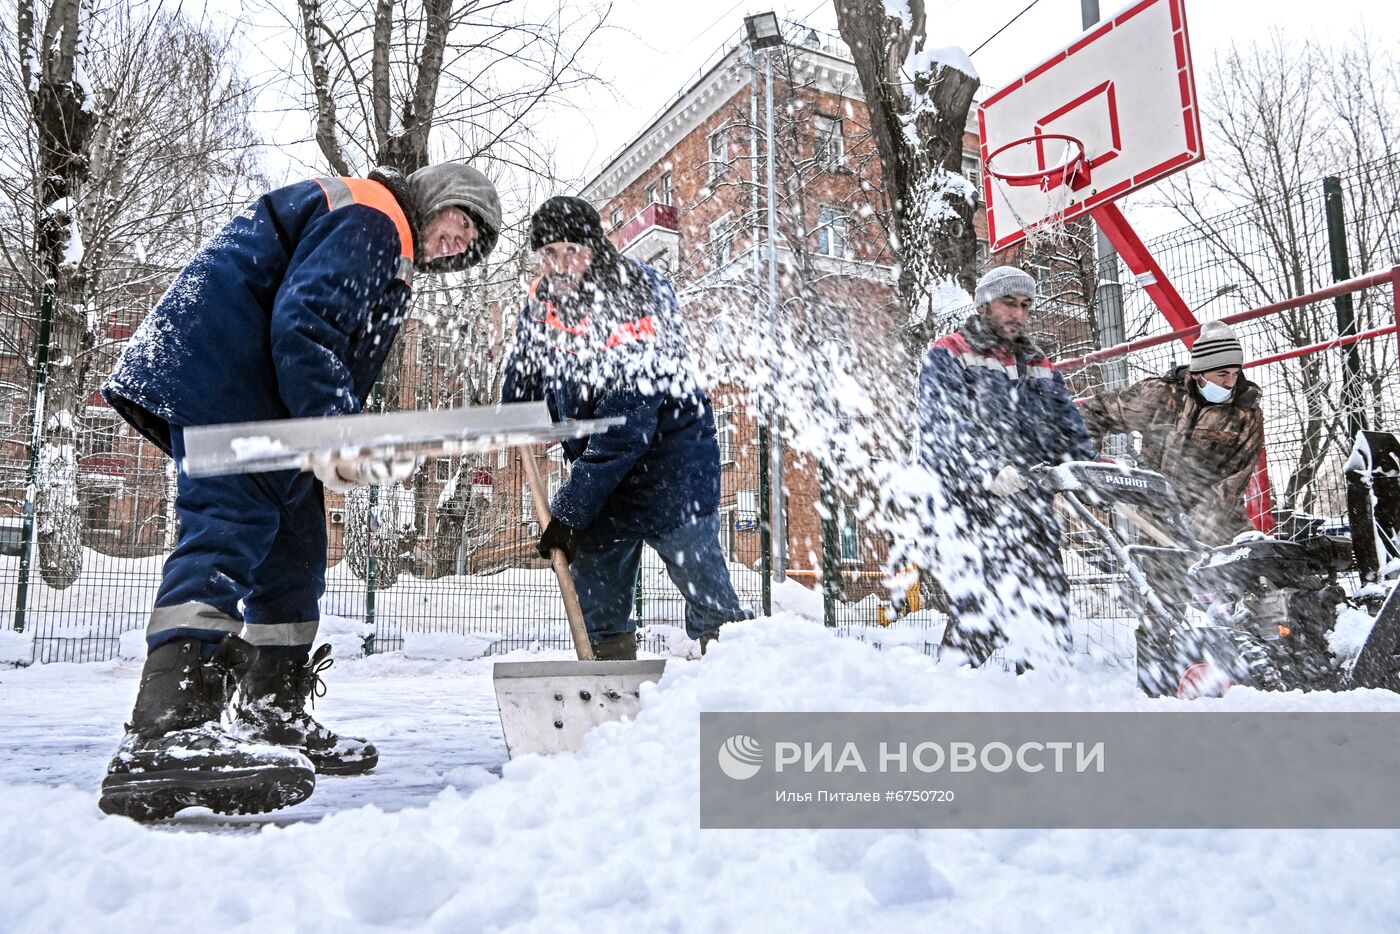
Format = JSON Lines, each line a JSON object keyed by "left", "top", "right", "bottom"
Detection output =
{"left": 977, "top": 0, "right": 1203, "bottom": 251}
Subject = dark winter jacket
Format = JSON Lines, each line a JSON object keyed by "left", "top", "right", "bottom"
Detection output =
{"left": 919, "top": 314, "right": 1095, "bottom": 499}
{"left": 103, "top": 169, "right": 420, "bottom": 454}
{"left": 1079, "top": 365, "right": 1264, "bottom": 544}
{"left": 502, "top": 252, "right": 720, "bottom": 538}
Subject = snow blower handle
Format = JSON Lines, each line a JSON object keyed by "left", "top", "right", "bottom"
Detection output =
{"left": 521, "top": 452, "right": 595, "bottom": 661}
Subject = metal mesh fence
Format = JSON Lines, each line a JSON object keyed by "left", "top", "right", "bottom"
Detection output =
{"left": 3, "top": 158, "right": 1397, "bottom": 666}
{"left": 818, "top": 157, "right": 1400, "bottom": 664}
{"left": 0, "top": 438, "right": 766, "bottom": 663}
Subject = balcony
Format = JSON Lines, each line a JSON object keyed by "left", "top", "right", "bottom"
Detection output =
{"left": 616, "top": 202, "right": 680, "bottom": 273}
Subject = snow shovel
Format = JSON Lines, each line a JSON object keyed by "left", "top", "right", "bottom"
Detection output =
{"left": 492, "top": 454, "right": 666, "bottom": 757}
{"left": 180, "top": 401, "right": 615, "bottom": 478}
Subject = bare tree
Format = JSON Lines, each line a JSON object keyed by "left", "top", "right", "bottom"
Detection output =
{"left": 833, "top": 0, "right": 980, "bottom": 349}
{"left": 5, "top": 2, "right": 264, "bottom": 584}
{"left": 285, "top": 0, "right": 609, "bottom": 176}
{"left": 1155, "top": 32, "right": 1400, "bottom": 520}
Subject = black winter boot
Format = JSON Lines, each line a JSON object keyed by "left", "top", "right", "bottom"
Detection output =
{"left": 99, "top": 636, "right": 316, "bottom": 822}
{"left": 592, "top": 632, "right": 638, "bottom": 661}
{"left": 233, "top": 644, "right": 378, "bottom": 775}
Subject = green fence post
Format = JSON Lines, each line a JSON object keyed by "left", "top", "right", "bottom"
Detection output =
{"left": 363, "top": 382, "right": 384, "bottom": 655}
{"left": 758, "top": 420, "right": 772, "bottom": 616}
{"left": 819, "top": 461, "right": 839, "bottom": 629}
{"left": 1323, "top": 176, "right": 1366, "bottom": 443}
{"left": 14, "top": 280, "right": 55, "bottom": 633}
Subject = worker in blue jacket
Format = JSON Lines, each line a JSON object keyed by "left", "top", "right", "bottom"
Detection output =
{"left": 503, "top": 196, "right": 750, "bottom": 661}
{"left": 98, "top": 163, "right": 501, "bottom": 822}
{"left": 919, "top": 265, "right": 1095, "bottom": 671}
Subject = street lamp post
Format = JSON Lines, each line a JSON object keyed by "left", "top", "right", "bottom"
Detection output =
{"left": 744, "top": 12, "right": 787, "bottom": 589}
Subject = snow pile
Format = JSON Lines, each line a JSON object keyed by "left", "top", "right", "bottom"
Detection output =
{"left": 1329, "top": 604, "right": 1379, "bottom": 661}
{"left": 5, "top": 615, "right": 1400, "bottom": 929}
{"left": 0, "top": 628, "right": 33, "bottom": 665}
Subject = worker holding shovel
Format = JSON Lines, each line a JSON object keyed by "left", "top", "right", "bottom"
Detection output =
{"left": 503, "top": 196, "right": 751, "bottom": 660}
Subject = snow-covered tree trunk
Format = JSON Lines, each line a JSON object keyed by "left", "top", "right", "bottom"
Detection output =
{"left": 833, "top": 0, "right": 981, "bottom": 349}
{"left": 20, "top": 0, "right": 96, "bottom": 588}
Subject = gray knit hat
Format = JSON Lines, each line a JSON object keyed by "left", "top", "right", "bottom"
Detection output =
{"left": 407, "top": 162, "right": 502, "bottom": 273}
{"left": 1190, "top": 320, "right": 1244, "bottom": 372}
{"left": 974, "top": 265, "right": 1037, "bottom": 307}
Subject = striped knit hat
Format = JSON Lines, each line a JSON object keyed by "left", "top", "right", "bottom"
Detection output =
{"left": 1190, "top": 320, "right": 1244, "bottom": 372}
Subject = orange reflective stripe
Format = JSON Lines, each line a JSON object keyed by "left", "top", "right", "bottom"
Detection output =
{"left": 527, "top": 277, "right": 659, "bottom": 353}
{"left": 604, "top": 315, "right": 656, "bottom": 349}
{"left": 529, "top": 277, "right": 589, "bottom": 334}
{"left": 313, "top": 177, "right": 415, "bottom": 265}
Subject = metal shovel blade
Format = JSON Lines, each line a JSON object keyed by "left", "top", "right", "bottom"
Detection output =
{"left": 493, "top": 659, "right": 667, "bottom": 758}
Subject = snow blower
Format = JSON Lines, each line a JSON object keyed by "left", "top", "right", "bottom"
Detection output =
{"left": 1032, "top": 461, "right": 1397, "bottom": 697}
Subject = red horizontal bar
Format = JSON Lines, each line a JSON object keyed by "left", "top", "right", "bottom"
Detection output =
{"left": 1059, "top": 266, "right": 1400, "bottom": 370}
{"left": 1244, "top": 324, "right": 1398, "bottom": 369}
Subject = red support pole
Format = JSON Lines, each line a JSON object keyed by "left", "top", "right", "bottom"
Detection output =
{"left": 1393, "top": 265, "right": 1400, "bottom": 363}
{"left": 1084, "top": 202, "right": 1291, "bottom": 535}
{"left": 1246, "top": 447, "right": 1276, "bottom": 536}
{"left": 1090, "top": 203, "right": 1198, "bottom": 333}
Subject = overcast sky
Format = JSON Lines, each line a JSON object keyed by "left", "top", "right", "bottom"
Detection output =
{"left": 233, "top": 0, "right": 1395, "bottom": 219}
{"left": 546, "top": 0, "right": 1395, "bottom": 187}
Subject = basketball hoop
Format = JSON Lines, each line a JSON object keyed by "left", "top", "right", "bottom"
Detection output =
{"left": 984, "top": 133, "right": 1092, "bottom": 192}
{"left": 983, "top": 134, "right": 1092, "bottom": 250}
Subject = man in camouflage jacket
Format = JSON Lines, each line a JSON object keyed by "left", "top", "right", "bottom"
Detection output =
{"left": 1079, "top": 320, "right": 1264, "bottom": 545}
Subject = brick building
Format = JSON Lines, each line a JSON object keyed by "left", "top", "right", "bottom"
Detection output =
{"left": 1, "top": 28, "right": 1097, "bottom": 600}
{"left": 577, "top": 29, "right": 995, "bottom": 599}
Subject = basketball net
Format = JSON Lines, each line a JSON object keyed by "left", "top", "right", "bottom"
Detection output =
{"left": 985, "top": 135, "right": 1090, "bottom": 252}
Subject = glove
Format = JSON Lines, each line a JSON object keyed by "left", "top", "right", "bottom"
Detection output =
{"left": 537, "top": 518, "right": 579, "bottom": 562}
{"left": 313, "top": 456, "right": 419, "bottom": 492}
{"left": 989, "top": 464, "right": 1028, "bottom": 497}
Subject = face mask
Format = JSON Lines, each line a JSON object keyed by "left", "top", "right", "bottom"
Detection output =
{"left": 1198, "top": 379, "right": 1233, "bottom": 404}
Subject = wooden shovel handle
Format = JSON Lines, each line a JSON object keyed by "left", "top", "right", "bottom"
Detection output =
{"left": 521, "top": 451, "right": 595, "bottom": 661}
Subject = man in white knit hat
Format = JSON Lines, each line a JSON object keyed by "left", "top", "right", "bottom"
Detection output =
{"left": 1080, "top": 320, "right": 1264, "bottom": 544}
{"left": 917, "top": 265, "right": 1095, "bottom": 670}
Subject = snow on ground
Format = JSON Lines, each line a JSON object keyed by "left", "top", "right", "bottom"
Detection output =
{"left": 4, "top": 614, "right": 1400, "bottom": 931}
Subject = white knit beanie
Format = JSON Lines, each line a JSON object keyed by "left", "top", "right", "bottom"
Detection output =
{"left": 1191, "top": 320, "right": 1244, "bottom": 372}
{"left": 974, "top": 266, "right": 1037, "bottom": 307}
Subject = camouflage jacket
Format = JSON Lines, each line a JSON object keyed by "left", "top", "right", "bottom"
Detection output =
{"left": 1079, "top": 365, "right": 1264, "bottom": 545}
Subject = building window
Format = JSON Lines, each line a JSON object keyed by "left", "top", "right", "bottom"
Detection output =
{"left": 707, "top": 128, "right": 729, "bottom": 182}
{"left": 817, "top": 206, "right": 848, "bottom": 258}
{"left": 645, "top": 183, "right": 657, "bottom": 204}
{"left": 719, "top": 506, "right": 737, "bottom": 560}
{"left": 976, "top": 239, "right": 990, "bottom": 269}
{"left": 708, "top": 214, "right": 734, "bottom": 267}
{"left": 659, "top": 172, "right": 673, "bottom": 205}
{"left": 497, "top": 448, "right": 510, "bottom": 469}
{"left": 737, "top": 489, "right": 757, "bottom": 522}
{"left": 87, "top": 420, "right": 118, "bottom": 456}
{"left": 814, "top": 114, "right": 844, "bottom": 168}
{"left": 610, "top": 207, "right": 623, "bottom": 230}
{"left": 436, "top": 458, "right": 452, "bottom": 482}
{"left": 962, "top": 149, "right": 981, "bottom": 190}
{"left": 521, "top": 481, "right": 534, "bottom": 522}
{"left": 548, "top": 447, "right": 566, "bottom": 500}
{"left": 840, "top": 502, "right": 860, "bottom": 562}
{"left": 1025, "top": 255, "right": 1052, "bottom": 283}
{"left": 715, "top": 409, "right": 736, "bottom": 466}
